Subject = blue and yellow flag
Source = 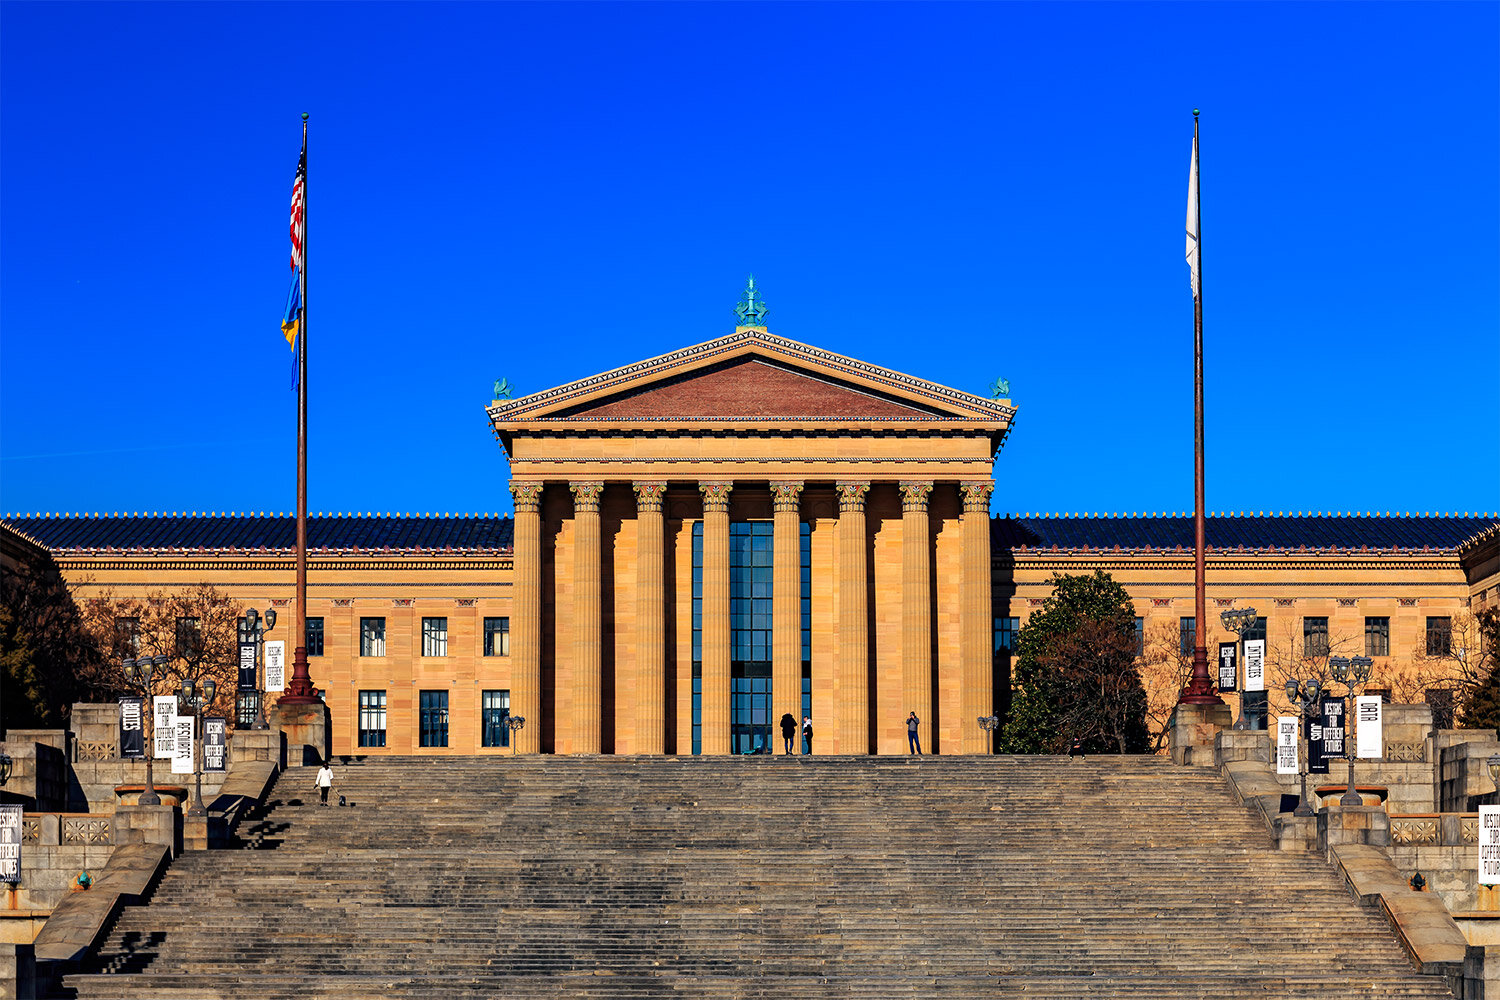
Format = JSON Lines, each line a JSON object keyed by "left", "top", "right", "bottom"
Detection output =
{"left": 281, "top": 270, "right": 302, "bottom": 349}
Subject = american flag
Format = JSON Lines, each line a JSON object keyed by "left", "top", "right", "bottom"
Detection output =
{"left": 289, "top": 146, "right": 306, "bottom": 270}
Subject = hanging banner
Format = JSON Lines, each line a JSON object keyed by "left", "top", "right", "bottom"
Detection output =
{"left": 1243, "top": 639, "right": 1266, "bottom": 692}
{"left": 1276, "top": 716, "right": 1299, "bottom": 775}
{"left": 1217, "top": 642, "right": 1237, "bottom": 692}
{"left": 171, "top": 716, "right": 195, "bottom": 775}
{"left": 238, "top": 642, "right": 257, "bottom": 691}
{"left": 118, "top": 696, "right": 145, "bottom": 759}
{"left": 1482, "top": 806, "right": 1500, "bottom": 886}
{"left": 1321, "top": 697, "right": 1346, "bottom": 760}
{"left": 153, "top": 696, "right": 178, "bottom": 758}
{"left": 203, "top": 717, "right": 227, "bottom": 772}
{"left": 265, "top": 640, "right": 286, "bottom": 693}
{"left": 0, "top": 805, "right": 21, "bottom": 884}
{"left": 1357, "top": 695, "right": 1383, "bottom": 759}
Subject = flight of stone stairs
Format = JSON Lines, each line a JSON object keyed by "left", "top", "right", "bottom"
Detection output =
{"left": 64, "top": 755, "right": 1454, "bottom": 999}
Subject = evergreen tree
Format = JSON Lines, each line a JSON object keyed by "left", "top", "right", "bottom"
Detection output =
{"left": 999, "top": 570, "right": 1149, "bottom": 754}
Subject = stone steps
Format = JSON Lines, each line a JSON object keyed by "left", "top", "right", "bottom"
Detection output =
{"left": 66, "top": 755, "right": 1454, "bottom": 999}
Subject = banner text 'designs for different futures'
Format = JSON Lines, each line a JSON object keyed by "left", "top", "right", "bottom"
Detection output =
{"left": 1217, "top": 642, "right": 1237, "bottom": 693}
{"left": 204, "top": 717, "right": 227, "bottom": 772}
{"left": 0, "top": 805, "right": 21, "bottom": 884}
{"left": 265, "top": 640, "right": 285, "bottom": 693}
{"left": 1481, "top": 806, "right": 1500, "bottom": 885}
{"left": 153, "top": 696, "right": 177, "bottom": 758}
{"left": 1276, "top": 716, "right": 1299, "bottom": 775}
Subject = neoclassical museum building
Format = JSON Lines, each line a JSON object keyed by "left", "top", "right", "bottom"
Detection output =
{"left": 5, "top": 323, "right": 1498, "bottom": 757}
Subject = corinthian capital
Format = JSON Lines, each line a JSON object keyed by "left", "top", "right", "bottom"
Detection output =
{"left": 835, "top": 481, "right": 871, "bottom": 513}
{"left": 899, "top": 481, "right": 933, "bottom": 512}
{"left": 699, "top": 481, "right": 733, "bottom": 513}
{"left": 509, "top": 482, "right": 544, "bottom": 514}
{"left": 959, "top": 481, "right": 994, "bottom": 513}
{"left": 633, "top": 481, "right": 667, "bottom": 513}
{"left": 770, "top": 481, "right": 805, "bottom": 513}
{"left": 569, "top": 481, "right": 605, "bottom": 514}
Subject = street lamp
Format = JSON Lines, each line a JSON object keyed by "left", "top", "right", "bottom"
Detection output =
{"left": 1220, "top": 607, "right": 1260, "bottom": 729}
{"left": 178, "top": 675, "right": 217, "bottom": 818}
{"left": 977, "top": 715, "right": 999, "bottom": 753}
{"left": 240, "top": 607, "right": 276, "bottom": 730}
{"left": 505, "top": 715, "right": 526, "bottom": 755}
{"left": 1329, "top": 654, "right": 1374, "bottom": 806}
{"left": 1283, "top": 677, "right": 1323, "bottom": 818}
{"left": 121, "top": 655, "right": 169, "bottom": 806}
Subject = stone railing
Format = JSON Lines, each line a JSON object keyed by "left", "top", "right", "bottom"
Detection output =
{"left": 1387, "top": 813, "right": 1479, "bottom": 847}
{"left": 74, "top": 740, "right": 116, "bottom": 762}
{"left": 20, "top": 813, "right": 115, "bottom": 847}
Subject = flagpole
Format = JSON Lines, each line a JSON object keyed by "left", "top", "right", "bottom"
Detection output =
{"left": 283, "top": 112, "right": 318, "bottom": 705}
{"left": 1182, "top": 108, "right": 1220, "bottom": 705}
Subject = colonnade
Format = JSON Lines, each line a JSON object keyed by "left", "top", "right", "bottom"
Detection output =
{"left": 507, "top": 478, "right": 994, "bottom": 755}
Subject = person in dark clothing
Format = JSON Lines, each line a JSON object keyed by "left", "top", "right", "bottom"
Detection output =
{"left": 907, "top": 711, "right": 922, "bottom": 754}
{"left": 802, "top": 716, "right": 813, "bottom": 755}
{"left": 779, "top": 712, "right": 797, "bottom": 754}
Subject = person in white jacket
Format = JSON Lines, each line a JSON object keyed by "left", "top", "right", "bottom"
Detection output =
{"left": 314, "top": 763, "right": 333, "bottom": 806}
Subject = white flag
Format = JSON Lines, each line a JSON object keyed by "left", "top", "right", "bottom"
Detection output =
{"left": 1186, "top": 129, "right": 1200, "bottom": 300}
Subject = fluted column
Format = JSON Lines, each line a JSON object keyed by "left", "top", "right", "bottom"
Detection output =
{"left": 699, "top": 482, "right": 733, "bottom": 756}
{"left": 960, "top": 481, "right": 995, "bottom": 754}
{"left": 836, "top": 481, "right": 871, "bottom": 755}
{"left": 771, "top": 482, "right": 805, "bottom": 753}
{"left": 570, "top": 481, "right": 604, "bottom": 754}
{"left": 900, "top": 481, "right": 933, "bottom": 748}
{"left": 633, "top": 481, "right": 667, "bottom": 754}
{"left": 508, "top": 482, "right": 543, "bottom": 754}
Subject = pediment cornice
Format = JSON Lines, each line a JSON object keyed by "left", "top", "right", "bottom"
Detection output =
{"left": 487, "top": 329, "right": 1017, "bottom": 425}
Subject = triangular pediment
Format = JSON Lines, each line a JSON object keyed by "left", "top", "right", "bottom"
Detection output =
{"left": 488, "top": 329, "right": 1016, "bottom": 425}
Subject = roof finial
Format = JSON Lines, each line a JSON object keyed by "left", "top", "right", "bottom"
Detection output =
{"left": 734, "top": 275, "right": 769, "bottom": 327}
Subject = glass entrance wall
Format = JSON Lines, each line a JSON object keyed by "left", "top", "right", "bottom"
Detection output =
{"left": 692, "top": 519, "right": 812, "bottom": 755}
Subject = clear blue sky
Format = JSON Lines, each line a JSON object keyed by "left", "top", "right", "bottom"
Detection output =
{"left": 3, "top": 1, "right": 1496, "bottom": 520}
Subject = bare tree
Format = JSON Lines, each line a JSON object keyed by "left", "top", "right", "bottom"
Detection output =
{"left": 1409, "top": 610, "right": 1499, "bottom": 726}
{"left": 1137, "top": 620, "right": 1196, "bottom": 754}
{"left": 80, "top": 584, "right": 241, "bottom": 720}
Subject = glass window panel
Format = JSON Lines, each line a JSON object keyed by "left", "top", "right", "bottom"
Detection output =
{"left": 483, "top": 617, "right": 510, "bottom": 656}
{"left": 358, "top": 690, "right": 387, "bottom": 748}
{"left": 360, "top": 617, "right": 386, "bottom": 657}
{"left": 422, "top": 617, "right": 448, "bottom": 657}
{"left": 305, "top": 617, "right": 325, "bottom": 657}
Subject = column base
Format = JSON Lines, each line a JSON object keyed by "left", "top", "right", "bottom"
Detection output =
{"left": 271, "top": 701, "right": 330, "bottom": 768}
{"left": 1170, "top": 702, "right": 1233, "bottom": 765}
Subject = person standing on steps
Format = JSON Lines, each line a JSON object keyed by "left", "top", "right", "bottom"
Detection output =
{"left": 907, "top": 711, "right": 922, "bottom": 755}
{"left": 779, "top": 712, "right": 797, "bottom": 755}
{"left": 802, "top": 715, "right": 813, "bottom": 755}
{"left": 314, "top": 761, "right": 334, "bottom": 806}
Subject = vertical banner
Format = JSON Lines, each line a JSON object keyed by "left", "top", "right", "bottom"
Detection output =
{"left": 153, "top": 696, "right": 178, "bottom": 758}
{"left": 1217, "top": 642, "right": 1237, "bottom": 692}
{"left": 1243, "top": 639, "right": 1266, "bottom": 692}
{"left": 172, "top": 716, "right": 195, "bottom": 775}
{"left": 203, "top": 717, "right": 227, "bottom": 772}
{"left": 265, "top": 640, "right": 286, "bottom": 693}
{"left": 1482, "top": 806, "right": 1500, "bottom": 886}
{"left": 0, "top": 805, "right": 21, "bottom": 883}
{"left": 1276, "top": 716, "right": 1299, "bottom": 775}
{"left": 1321, "top": 697, "right": 1346, "bottom": 761}
{"left": 119, "top": 696, "right": 145, "bottom": 759}
{"left": 238, "top": 642, "right": 257, "bottom": 691}
{"left": 1357, "top": 696, "right": 1383, "bottom": 759}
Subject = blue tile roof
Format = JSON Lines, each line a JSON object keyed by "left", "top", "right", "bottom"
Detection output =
{"left": 2, "top": 512, "right": 1494, "bottom": 556}
{"left": 0, "top": 514, "right": 514, "bottom": 553}
{"left": 993, "top": 513, "right": 1500, "bottom": 553}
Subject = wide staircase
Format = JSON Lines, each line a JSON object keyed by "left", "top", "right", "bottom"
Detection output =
{"left": 66, "top": 755, "right": 1453, "bottom": 999}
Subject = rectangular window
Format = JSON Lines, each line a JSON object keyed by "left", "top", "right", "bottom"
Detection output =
{"left": 305, "top": 617, "right": 324, "bottom": 657}
{"left": 422, "top": 617, "right": 448, "bottom": 657}
{"left": 360, "top": 617, "right": 386, "bottom": 657}
{"left": 175, "top": 616, "right": 200, "bottom": 658}
{"left": 1427, "top": 616, "right": 1452, "bottom": 656}
{"left": 358, "top": 690, "right": 387, "bottom": 748}
{"left": 993, "top": 616, "right": 1020, "bottom": 656}
{"left": 1303, "top": 617, "right": 1330, "bottom": 658}
{"left": 1179, "top": 617, "right": 1196, "bottom": 656}
{"left": 1133, "top": 617, "right": 1144, "bottom": 658}
{"left": 483, "top": 617, "right": 510, "bottom": 657}
{"left": 1365, "top": 617, "right": 1390, "bottom": 657}
{"left": 419, "top": 690, "right": 449, "bottom": 748}
{"left": 115, "top": 616, "right": 140, "bottom": 658}
{"left": 481, "top": 689, "right": 511, "bottom": 748}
